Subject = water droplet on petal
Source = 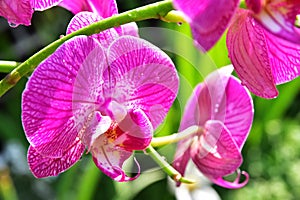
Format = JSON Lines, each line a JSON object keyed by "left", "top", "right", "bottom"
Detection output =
{"left": 214, "top": 103, "right": 219, "bottom": 113}
{"left": 8, "top": 22, "right": 18, "bottom": 28}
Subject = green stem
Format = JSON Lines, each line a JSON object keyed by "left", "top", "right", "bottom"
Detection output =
{"left": 151, "top": 125, "right": 202, "bottom": 147}
{"left": 0, "top": 61, "right": 20, "bottom": 73}
{"left": 160, "top": 10, "right": 186, "bottom": 23}
{"left": 145, "top": 145, "right": 195, "bottom": 184}
{"left": 0, "top": 0, "right": 174, "bottom": 97}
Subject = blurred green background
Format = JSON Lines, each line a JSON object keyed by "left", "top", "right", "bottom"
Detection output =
{"left": 1, "top": 1, "right": 300, "bottom": 199}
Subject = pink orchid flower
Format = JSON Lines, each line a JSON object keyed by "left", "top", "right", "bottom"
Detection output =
{"left": 173, "top": 0, "right": 300, "bottom": 98}
{"left": 173, "top": 66, "right": 253, "bottom": 189}
{"left": 227, "top": 7, "right": 300, "bottom": 98}
{"left": 22, "top": 2, "right": 179, "bottom": 181}
{"left": 0, "top": 0, "right": 62, "bottom": 26}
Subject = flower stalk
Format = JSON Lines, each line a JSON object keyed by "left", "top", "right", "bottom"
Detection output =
{"left": 151, "top": 125, "right": 202, "bottom": 147}
{"left": 0, "top": 0, "right": 174, "bottom": 97}
{"left": 145, "top": 145, "right": 195, "bottom": 184}
{"left": 0, "top": 61, "right": 20, "bottom": 73}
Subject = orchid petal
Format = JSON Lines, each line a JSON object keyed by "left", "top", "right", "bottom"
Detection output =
{"left": 89, "top": 107, "right": 152, "bottom": 151}
{"left": 245, "top": 0, "right": 263, "bottom": 13}
{"left": 211, "top": 170, "right": 249, "bottom": 189}
{"left": 59, "top": 0, "right": 118, "bottom": 16}
{"left": 66, "top": 12, "right": 119, "bottom": 49}
{"left": 86, "top": 0, "right": 122, "bottom": 34}
{"left": 173, "top": 0, "right": 239, "bottom": 51}
{"left": 80, "top": 112, "right": 112, "bottom": 150}
{"left": 22, "top": 36, "right": 100, "bottom": 157}
{"left": 223, "top": 77, "right": 253, "bottom": 149}
{"left": 179, "top": 83, "right": 207, "bottom": 129}
{"left": 70, "top": 41, "right": 109, "bottom": 136}
{"left": 87, "top": 0, "right": 118, "bottom": 18}
{"left": 91, "top": 140, "right": 138, "bottom": 182}
{"left": 253, "top": 0, "right": 300, "bottom": 43}
{"left": 203, "top": 66, "right": 233, "bottom": 122}
{"left": 180, "top": 66, "right": 253, "bottom": 150}
{"left": 0, "top": 0, "right": 33, "bottom": 26}
{"left": 59, "top": 0, "right": 118, "bottom": 19}
{"left": 227, "top": 10, "right": 278, "bottom": 98}
{"left": 34, "top": 0, "right": 62, "bottom": 11}
{"left": 115, "top": 108, "right": 153, "bottom": 151}
{"left": 107, "top": 36, "right": 179, "bottom": 128}
{"left": 122, "top": 22, "right": 139, "bottom": 37}
{"left": 59, "top": 0, "right": 91, "bottom": 14}
{"left": 28, "top": 138, "right": 85, "bottom": 178}
{"left": 179, "top": 66, "right": 233, "bottom": 130}
{"left": 190, "top": 120, "right": 243, "bottom": 186}
{"left": 264, "top": 29, "right": 300, "bottom": 85}
{"left": 173, "top": 141, "right": 192, "bottom": 180}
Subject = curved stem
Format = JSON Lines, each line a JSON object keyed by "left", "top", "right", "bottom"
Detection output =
{"left": 0, "top": 0, "right": 174, "bottom": 97}
{"left": 151, "top": 125, "right": 202, "bottom": 147}
{"left": 145, "top": 145, "right": 195, "bottom": 184}
{"left": 0, "top": 61, "right": 20, "bottom": 73}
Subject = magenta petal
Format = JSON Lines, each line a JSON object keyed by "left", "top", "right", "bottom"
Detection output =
{"left": 180, "top": 67, "right": 253, "bottom": 149}
{"left": 212, "top": 170, "right": 249, "bottom": 189}
{"left": 191, "top": 120, "right": 243, "bottom": 186}
{"left": 59, "top": 0, "right": 91, "bottom": 14}
{"left": 115, "top": 109, "right": 153, "bottom": 151}
{"left": 180, "top": 83, "right": 206, "bottom": 129}
{"left": 179, "top": 66, "right": 233, "bottom": 131}
{"left": 107, "top": 36, "right": 179, "bottom": 128}
{"left": 122, "top": 22, "right": 139, "bottom": 37}
{"left": 0, "top": 0, "right": 33, "bottom": 26}
{"left": 86, "top": 0, "right": 122, "bottom": 34}
{"left": 59, "top": 0, "right": 119, "bottom": 20}
{"left": 264, "top": 30, "right": 300, "bottom": 85}
{"left": 71, "top": 41, "right": 108, "bottom": 133}
{"left": 227, "top": 10, "right": 278, "bottom": 98}
{"left": 173, "top": 140, "right": 192, "bottom": 179}
{"left": 253, "top": 0, "right": 300, "bottom": 43}
{"left": 34, "top": 0, "right": 62, "bottom": 11}
{"left": 22, "top": 36, "right": 100, "bottom": 157}
{"left": 87, "top": 0, "right": 118, "bottom": 18}
{"left": 223, "top": 76, "right": 253, "bottom": 149}
{"left": 80, "top": 112, "right": 112, "bottom": 149}
{"left": 245, "top": 0, "right": 263, "bottom": 13}
{"left": 173, "top": 0, "right": 239, "bottom": 51}
{"left": 92, "top": 141, "right": 138, "bottom": 182}
{"left": 28, "top": 138, "right": 85, "bottom": 178}
{"left": 66, "top": 12, "right": 119, "bottom": 49}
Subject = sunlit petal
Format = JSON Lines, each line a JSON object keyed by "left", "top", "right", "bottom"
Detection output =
{"left": 252, "top": 0, "right": 300, "bottom": 43}
{"left": 28, "top": 138, "right": 85, "bottom": 178}
{"left": 191, "top": 120, "right": 244, "bottom": 188}
{"left": 34, "top": 0, "right": 62, "bottom": 10}
{"left": 227, "top": 10, "right": 278, "bottom": 98}
{"left": 92, "top": 140, "right": 138, "bottom": 182}
{"left": 0, "top": 0, "right": 33, "bottom": 26}
{"left": 22, "top": 36, "right": 99, "bottom": 157}
{"left": 107, "top": 35, "right": 179, "bottom": 128}
{"left": 173, "top": 0, "right": 239, "bottom": 51}
{"left": 66, "top": 12, "right": 119, "bottom": 48}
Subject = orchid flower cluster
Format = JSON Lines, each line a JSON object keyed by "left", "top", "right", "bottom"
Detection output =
{"left": 0, "top": 0, "right": 299, "bottom": 195}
